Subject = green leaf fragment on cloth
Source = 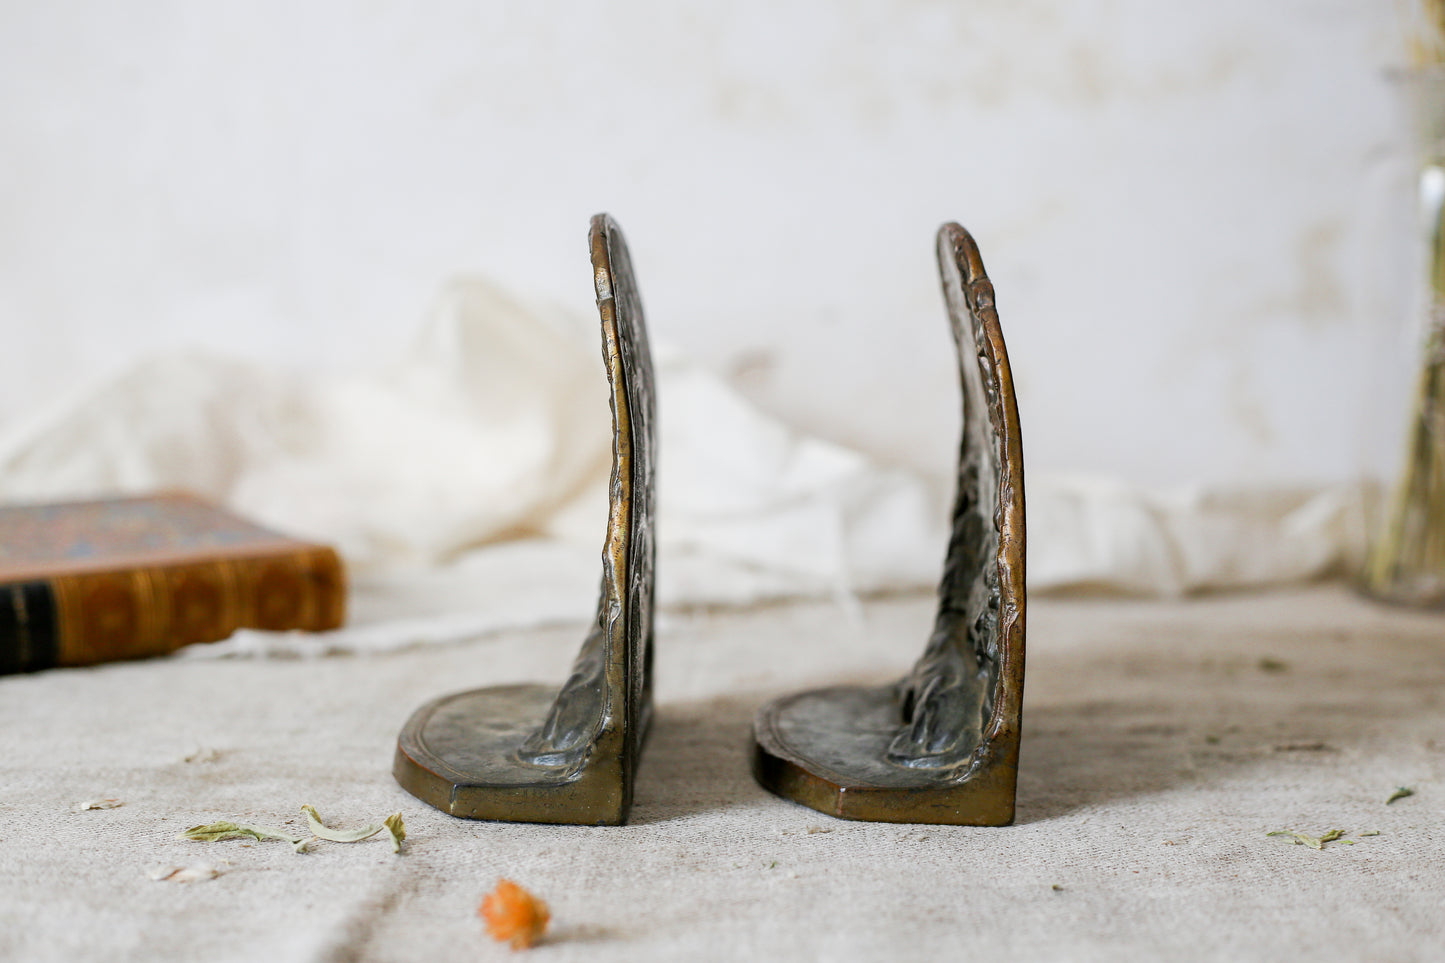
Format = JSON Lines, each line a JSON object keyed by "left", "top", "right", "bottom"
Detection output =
{"left": 301, "top": 805, "right": 385, "bottom": 843}
{"left": 384, "top": 812, "right": 406, "bottom": 853}
{"left": 185, "top": 808, "right": 408, "bottom": 855}
{"left": 1266, "top": 829, "right": 1346, "bottom": 850}
{"left": 1386, "top": 787, "right": 1414, "bottom": 804}
{"left": 184, "top": 821, "right": 310, "bottom": 853}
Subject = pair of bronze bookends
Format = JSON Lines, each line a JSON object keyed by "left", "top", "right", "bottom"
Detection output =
{"left": 394, "top": 214, "right": 1025, "bottom": 827}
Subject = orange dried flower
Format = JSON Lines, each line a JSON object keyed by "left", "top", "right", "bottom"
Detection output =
{"left": 479, "top": 878, "right": 550, "bottom": 950}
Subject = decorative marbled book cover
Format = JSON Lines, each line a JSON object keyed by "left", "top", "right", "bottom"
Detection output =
{"left": 0, "top": 493, "right": 344, "bottom": 674}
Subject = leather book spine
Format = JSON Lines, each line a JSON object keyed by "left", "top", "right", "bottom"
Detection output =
{"left": 0, "top": 547, "right": 345, "bottom": 673}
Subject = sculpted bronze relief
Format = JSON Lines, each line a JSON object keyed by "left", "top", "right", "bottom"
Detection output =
{"left": 393, "top": 214, "right": 655, "bottom": 825}
{"left": 751, "top": 223, "right": 1026, "bottom": 825}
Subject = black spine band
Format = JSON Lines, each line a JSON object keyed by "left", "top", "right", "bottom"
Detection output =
{"left": 0, "top": 581, "right": 59, "bottom": 674}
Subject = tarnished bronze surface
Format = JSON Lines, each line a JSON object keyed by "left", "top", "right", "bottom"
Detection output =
{"left": 751, "top": 222, "right": 1026, "bottom": 825}
{"left": 394, "top": 214, "right": 655, "bottom": 825}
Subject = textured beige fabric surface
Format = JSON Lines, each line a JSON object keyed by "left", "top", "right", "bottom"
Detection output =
{"left": 1, "top": 586, "right": 1441, "bottom": 962}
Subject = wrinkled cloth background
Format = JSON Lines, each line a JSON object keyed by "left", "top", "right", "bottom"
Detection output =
{"left": 0, "top": 279, "right": 1369, "bottom": 654}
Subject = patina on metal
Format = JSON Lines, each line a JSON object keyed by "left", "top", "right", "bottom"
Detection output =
{"left": 393, "top": 213, "right": 655, "bottom": 825}
{"left": 751, "top": 222, "right": 1025, "bottom": 825}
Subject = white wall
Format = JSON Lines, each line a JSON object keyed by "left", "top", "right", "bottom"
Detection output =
{"left": 0, "top": 0, "right": 1412, "bottom": 489}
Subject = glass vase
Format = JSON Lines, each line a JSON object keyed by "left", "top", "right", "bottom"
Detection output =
{"left": 1365, "top": 67, "right": 1445, "bottom": 607}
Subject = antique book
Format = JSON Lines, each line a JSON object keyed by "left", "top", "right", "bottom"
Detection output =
{"left": 0, "top": 492, "right": 345, "bottom": 674}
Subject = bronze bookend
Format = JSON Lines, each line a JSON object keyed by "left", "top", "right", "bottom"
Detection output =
{"left": 751, "top": 223, "right": 1026, "bottom": 825}
{"left": 393, "top": 214, "right": 656, "bottom": 825}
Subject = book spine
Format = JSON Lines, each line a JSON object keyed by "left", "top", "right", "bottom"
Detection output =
{"left": 0, "top": 547, "right": 345, "bottom": 674}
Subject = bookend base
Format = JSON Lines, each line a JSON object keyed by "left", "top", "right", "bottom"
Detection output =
{"left": 751, "top": 685, "right": 1017, "bottom": 826}
{"left": 394, "top": 684, "right": 638, "bottom": 826}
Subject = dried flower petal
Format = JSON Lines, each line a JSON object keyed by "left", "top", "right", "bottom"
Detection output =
{"left": 149, "top": 864, "right": 222, "bottom": 883}
{"left": 301, "top": 805, "right": 384, "bottom": 843}
{"left": 184, "top": 820, "right": 310, "bottom": 853}
{"left": 383, "top": 812, "right": 406, "bottom": 854}
{"left": 1266, "top": 828, "right": 1347, "bottom": 850}
{"left": 72, "top": 799, "right": 123, "bottom": 812}
{"left": 479, "top": 879, "right": 550, "bottom": 950}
